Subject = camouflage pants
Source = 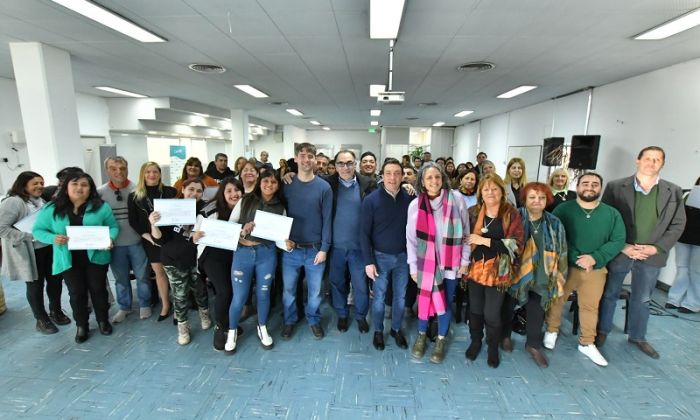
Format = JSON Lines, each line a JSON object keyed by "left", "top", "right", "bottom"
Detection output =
{"left": 164, "top": 266, "right": 208, "bottom": 322}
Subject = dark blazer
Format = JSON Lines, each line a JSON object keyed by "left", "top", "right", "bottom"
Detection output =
{"left": 602, "top": 175, "right": 686, "bottom": 267}
{"left": 324, "top": 171, "right": 377, "bottom": 219}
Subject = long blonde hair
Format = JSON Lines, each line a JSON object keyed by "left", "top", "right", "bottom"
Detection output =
{"left": 134, "top": 161, "right": 164, "bottom": 200}
{"left": 503, "top": 157, "right": 528, "bottom": 186}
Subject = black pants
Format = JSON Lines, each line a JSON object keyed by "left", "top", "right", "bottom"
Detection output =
{"left": 199, "top": 249, "right": 233, "bottom": 329}
{"left": 468, "top": 281, "right": 505, "bottom": 344}
{"left": 26, "top": 246, "right": 63, "bottom": 320}
{"left": 501, "top": 294, "right": 517, "bottom": 339}
{"left": 62, "top": 253, "right": 109, "bottom": 327}
{"left": 525, "top": 292, "right": 545, "bottom": 349}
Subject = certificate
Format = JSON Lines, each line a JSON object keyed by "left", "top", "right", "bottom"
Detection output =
{"left": 251, "top": 210, "right": 293, "bottom": 242}
{"left": 153, "top": 199, "right": 196, "bottom": 226}
{"left": 66, "top": 226, "right": 111, "bottom": 250}
{"left": 14, "top": 211, "right": 40, "bottom": 233}
{"left": 686, "top": 186, "right": 700, "bottom": 209}
{"left": 197, "top": 218, "right": 242, "bottom": 251}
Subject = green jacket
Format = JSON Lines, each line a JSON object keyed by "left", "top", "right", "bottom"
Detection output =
{"left": 33, "top": 202, "right": 119, "bottom": 275}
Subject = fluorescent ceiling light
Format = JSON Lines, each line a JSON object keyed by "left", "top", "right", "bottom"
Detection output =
{"left": 50, "top": 0, "right": 166, "bottom": 43}
{"left": 286, "top": 108, "right": 303, "bottom": 116}
{"left": 309, "top": 120, "right": 321, "bottom": 125}
{"left": 432, "top": 122, "right": 445, "bottom": 127}
{"left": 497, "top": 85, "right": 537, "bottom": 99}
{"left": 454, "top": 110, "right": 474, "bottom": 117}
{"left": 370, "top": 121, "right": 379, "bottom": 126}
{"left": 322, "top": 127, "right": 331, "bottom": 131}
{"left": 370, "top": 109, "right": 382, "bottom": 117}
{"left": 635, "top": 8, "right": 700, "bottom": 40}
{"left": 369, "top": 84, "right": 386, "bottom": 97}
{"left": 234, "top": 84, "right": 269, "bottom": 98}
{"left": 370, "top": 0, "right": 406, "bottom": 39}
{"left": 95, "top": 86, "right": 147, "bottom": 98}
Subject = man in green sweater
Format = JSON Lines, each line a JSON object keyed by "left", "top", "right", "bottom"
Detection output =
{"left": 544, "top": 173, "right": 626, "bottom": 366}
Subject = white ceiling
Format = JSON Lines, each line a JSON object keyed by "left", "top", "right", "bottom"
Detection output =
{"left": 2, "top": 0, "right": 700, "bottom": 130}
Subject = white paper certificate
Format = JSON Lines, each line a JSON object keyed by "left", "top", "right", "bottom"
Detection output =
{"left": 251, "top": 210, "right": 293, "bottom": 242}
{"left": 197, "top": 218, "right": 242, "bottom": 251}
{"left": 686, "top": 186, "right": 700, "bottom": 209}
{"left": 14, "top": 211, "right": 40, "bottom": 233}
{"left": 66, "top": 226, "right": 111, "bottom": 250}
{"left": 153, "top": 199, "right": 196, "bottom": 226}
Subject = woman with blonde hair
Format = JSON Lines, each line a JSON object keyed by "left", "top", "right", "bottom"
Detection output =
{"left": 504, "top": 157, "right": 528, "bottom": 208}
{"left": 128, "top": 162, "right": 178, "bottom": 321}
{"left": 546, "top": 168, "right": 576, "bottom": 212}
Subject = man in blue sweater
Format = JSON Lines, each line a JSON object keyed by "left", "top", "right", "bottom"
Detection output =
{"left": 326, "top": 150, "right": 377, "bottom": 334}
{"left": 282, "top": 143, "right": 333, "bottom": 340}
{"left": 361, "top": 158, "right": 413, "bottom": 351}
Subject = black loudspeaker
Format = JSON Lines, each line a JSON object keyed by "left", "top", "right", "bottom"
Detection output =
{"left": 542, "top": 137, "right": 564, "bottom": 166}
{"left": 569, "top": 135, "right": 601, "bottom": 169}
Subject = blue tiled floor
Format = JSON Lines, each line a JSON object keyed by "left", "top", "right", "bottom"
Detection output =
{"left": 1, "top": 278, "right": 699, "bottom": 419}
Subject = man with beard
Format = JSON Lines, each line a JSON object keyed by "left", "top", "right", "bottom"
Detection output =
{"left": 544, "top": 172, "right": 625, "bottom": 366}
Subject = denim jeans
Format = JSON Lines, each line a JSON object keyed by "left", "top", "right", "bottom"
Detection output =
{"left": 329, "top": 247, "right": 368, "bottom": 319}
{"left": 599, "top": 254, "right": 661, "bottom": 341}
{"left": 110, "top": 243, "right": 151, "bottom": 310}
{"left": 282, "top": 247, "right": 326, "bottom": 326}
{"left": 417, "top": 277, "right": 456, "bottom": 336}
{"left": 668, "top": 242, "right": 700, "bottom": 312}
{"left": 229, "top": 244, "right": 277, "bottom": 329}
{"left": 371, "top": 251, "right": 408, "bottom": 332}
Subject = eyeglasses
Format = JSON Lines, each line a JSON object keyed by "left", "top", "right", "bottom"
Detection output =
{"left": 114, "top": 189, "right": 123, "bottom": 201}
{"left": 335, "top": 161, "right": 355, "bottom": 168}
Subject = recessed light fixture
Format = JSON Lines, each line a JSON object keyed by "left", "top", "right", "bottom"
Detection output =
{"left": 635, "top": 8, "right": 700, "bottom": 40}
{"left": 370, "top": 109, "right": 382, "bottom": 117}
{"left": 322, "top": 127, "right": 331, "bottom": 131}
{"left": 370, "top": 121, "right": 379, "bottom": 126}
{"left": 432, "top": 122, "right": 446, "bottom": 127}
{"left": 309, "top": 120, "right": 321, "bottom": 125}
{"left": 50, "top": 0, "right": 166, "bottom": 43}
{"left": 286, "top": 109, "right": 304, "bottom": 117}
{"left": 95, "top": 86, "right": 147, "bottom": 98}
{"left": 370, "top": 0, "right": 406, "bottom": 39}
{"left": 454, "top": 110, "right": 474, "bottom": 117}
{"left": 234, "top": 85, "right": 269, "bottom": 98}
{"left": 497, "top": 85, "right": 537, "bottom": 99}
{"left": 369, "top": 84, "right": 386, "bottom": 97}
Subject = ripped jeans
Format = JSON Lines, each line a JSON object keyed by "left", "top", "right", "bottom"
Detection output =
{"left": 229, "top": 243, "right": 277, "bottom": 329}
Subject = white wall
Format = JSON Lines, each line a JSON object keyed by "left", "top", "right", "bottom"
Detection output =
{"left": 282, "top": 125, "right": 307, "bottom": 158}
{"left": 453, "top": 122, "right": 480, "bottom": 165}
{"left": 0, "top": 77, "right": 30, "bottom": 192}
{"left": 306, "top": 129, "right": 380, "bottom": 160}
{"left": 250, "top": 131, "right": 284, "bottom": 166}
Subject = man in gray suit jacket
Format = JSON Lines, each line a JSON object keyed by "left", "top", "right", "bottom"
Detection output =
{"left": 598, "top": 146, "right": 686, "bottom": 359}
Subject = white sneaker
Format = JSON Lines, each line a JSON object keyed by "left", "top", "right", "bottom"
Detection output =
{"left": 139, "top": 307, "right": 152, "bottom": 320}
{"left": 111, "top": 309, "right": 131, "bottom": 323}
{"left": 199, "top": 308, "right": 212, "bottom": 330}
{"left": 177, "top": 321, "right": 191, "bottom": 345}
{"left": 257, "top": 325, "right": 274, "bottom": 349}
{"left": 578, "top": 344, "right": 608, "bottom": 366}
{"left": 224, "top": 328, "right": 237, "bottom": 352}
{"left": 543, "top": 331, "right": 558, "bottom": 350}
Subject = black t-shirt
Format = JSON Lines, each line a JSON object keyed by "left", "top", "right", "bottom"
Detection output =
{"left": 472, "top": 216, "right": 505, "bottom": 261}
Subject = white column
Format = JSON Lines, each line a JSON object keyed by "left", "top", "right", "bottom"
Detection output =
{"left": 230, "top": 109, "right": 248, "bottom": 158}
{"left": 282, "top": 125, "right": 306, "bottom": 157}
{"left": 9, "top": 42, "right": 83, "bottom": 180}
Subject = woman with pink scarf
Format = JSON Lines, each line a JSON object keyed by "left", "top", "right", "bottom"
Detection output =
{"left": 406, "top": 162, "right": 470, "bottom": 363}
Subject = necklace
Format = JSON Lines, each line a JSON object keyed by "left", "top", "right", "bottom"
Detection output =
{"left": 481, "top": 216, "right": 496, "bottom": 233}
{"left": 530, "top": 219, "right": 543, "bottom": 234}
{"left": 557, "top": 191, "right": 568, "bottom": 201}
{"left": 581, "top": 207, "right": 596, "bottom": 219}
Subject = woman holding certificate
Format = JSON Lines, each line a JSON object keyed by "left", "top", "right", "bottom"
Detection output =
{"left": 33, "top": 171, "right": 119, "bottom": 343}
{"left": 193, "top": 176, "right": 244, "bottom": 351}
{"left": 0, "top": 171, "right": 71, "bottom": 334}
{"left": 224, "top": 170, "right": 288, "bottom": 353}
{"left": 148, "top": 178, "right": 210, "bottom": 346}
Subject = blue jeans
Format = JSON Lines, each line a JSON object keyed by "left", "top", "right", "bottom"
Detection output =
{"left": 282, "top": 247, "right": 326, "bottom": 326}
{"left": 599, "top": 254, "right": 661, "bottom": 341}
{"left": 371, "top": 251, "right": 408, "bottom": 332}
{"left": 229, "top": 244, "right": 276, "bottom": 329}
{"left": 110, "top": 243, "right": 151, "bottom": 310}
{"left": 668, "top": 243, "right": 700, "bottom": 312}
{"left": 329, "top": 247, "right": 369, "bottom": 319}
{"left": 417, "top": 277, "right": 457, "bottom": 337}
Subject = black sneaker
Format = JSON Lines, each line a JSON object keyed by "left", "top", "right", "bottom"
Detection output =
{"left": 357, "top": 318, "right": 370, "bottom": 334}
{"left": 49, "top": 309, "right": 71, "bottom": 326}
{"left": 337, "top": 317, "right": 349, "bottom": 332}
{"left": 36, "top": 318, "right": 58, "bottom": 335}
{"left": 310, "top": 324, "right": 325, "bottom": 340}
{"left": 281, "top": 324, "right": 294, "bottom": 340}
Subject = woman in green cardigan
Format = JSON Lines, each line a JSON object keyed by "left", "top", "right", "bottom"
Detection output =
{"left": 33, "top": 171, "right": 119, "bottom": 343}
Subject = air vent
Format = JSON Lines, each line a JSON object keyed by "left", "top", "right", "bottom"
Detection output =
{"left": 418, "top": 102, "right": 438, "bottom": 107}
{"left": 456, "top": 61, "right": 495, "bottom": 72}
{"left": 267, "top": 101, "right": 288, "bottom": 106}
{"left": 405, "top": 117, "right": 419, "bottom": 120}
{"left": 188, "top": 64, "right": 226, "bottom": 74}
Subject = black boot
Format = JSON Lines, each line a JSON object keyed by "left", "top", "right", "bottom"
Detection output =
{"left": 486, "top": 324, "right": 501, "bottom": 368}
{"left": 454, "top": 286, "right": 464, "bottom": 324}
{"left": 465, "top": 313, "right": 484, "bottom": 360}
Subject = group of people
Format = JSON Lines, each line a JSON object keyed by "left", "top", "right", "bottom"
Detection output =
{"left": 0, "top": 144, "right": 693, "bottom": 370}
